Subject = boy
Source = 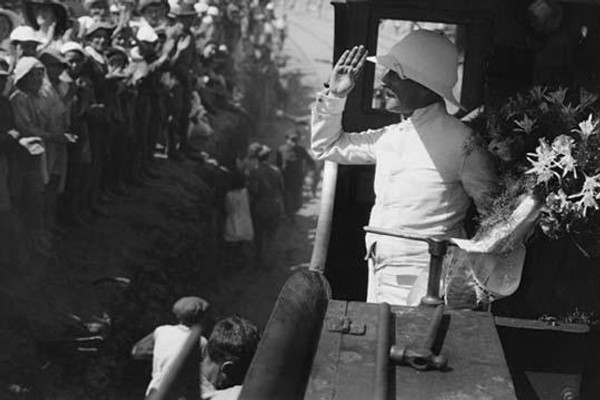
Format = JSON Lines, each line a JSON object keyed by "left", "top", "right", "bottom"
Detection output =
{"left": 131, "top": 296, "right": 211, "bottom": 397}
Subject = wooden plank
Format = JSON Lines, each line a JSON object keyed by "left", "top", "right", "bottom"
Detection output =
{"left": 391, "top": 307, "right": 516, "bottom": 399}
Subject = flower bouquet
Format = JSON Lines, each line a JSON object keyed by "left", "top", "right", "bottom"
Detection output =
{"left": 466, "top": 86, "right": 600, "bottom": 257}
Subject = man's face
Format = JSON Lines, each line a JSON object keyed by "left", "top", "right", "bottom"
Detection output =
{"left": 380, "top": 70, "right": 425, "bottom": 115}
{"left": 88, "top": 30, "right": 110, "bottom": 53}
{"left": 142, "top": 4, "right": 166, "bottom": 28}
{"left": 90, "top": 1, "right": 110, "bottom": 20}
{"left": 64, "top": 50, "right": 85, "bottom": 77}
{"left": 0, "top": 15, "right": 12, "bottom": 42}
{"left": 33, "top": 4, "right": 56, "bottom": 28}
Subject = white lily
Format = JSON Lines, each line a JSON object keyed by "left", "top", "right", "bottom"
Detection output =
{"left": 572, "top": 114, "right": 598, "bottom": 139}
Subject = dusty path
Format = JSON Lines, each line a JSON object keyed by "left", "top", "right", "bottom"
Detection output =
{"left": 200, "top": 6, "right": 335, "bottom": 330}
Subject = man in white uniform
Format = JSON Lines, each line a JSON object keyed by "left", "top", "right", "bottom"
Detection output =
{"left": 311, "top": 30, "right": 497, "bottom": 306}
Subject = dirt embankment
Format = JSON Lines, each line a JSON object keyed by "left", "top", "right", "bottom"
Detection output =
{"left": 0, "top": 116, "right": 240, "bottom": 399}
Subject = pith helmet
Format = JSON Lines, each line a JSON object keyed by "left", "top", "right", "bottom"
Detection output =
{"left": 367, "top": 29, "right": 463, "bottom": 109}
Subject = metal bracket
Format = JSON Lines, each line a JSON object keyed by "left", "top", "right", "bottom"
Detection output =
{"left": 326, "top": 317, "right": 366, "bottom": 335}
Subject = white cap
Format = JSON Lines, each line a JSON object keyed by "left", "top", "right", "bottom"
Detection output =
{"left": 207, "top": 6, "right": 219, "bottom": 16}
{"left": 265, "top": 2, "right": 274, "bottom": 10}
{"left": 136, "top": 25, "right": 159, "bottom": 42}
{"left": 60, "top": 41, "right": 86, "bottom": 55}
{"left": 367, "top": 29, "right": 463, "bottom": 110}
{"left": 194, "top": 2, "right": 209, "bottom": 14}
{"left": 9, "top": 26, "right": 42, "bottom": 44}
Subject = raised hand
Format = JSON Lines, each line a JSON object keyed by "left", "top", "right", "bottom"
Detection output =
{"left": 328, "top": 45, "right": 368, "bottom": 98}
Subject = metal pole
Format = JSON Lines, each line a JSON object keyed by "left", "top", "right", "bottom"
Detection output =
{"left": 373, "top": 302, "right": 391, "bottom": 400}
{"left": 309, "top": 161, "right": 338, "bottom": 273}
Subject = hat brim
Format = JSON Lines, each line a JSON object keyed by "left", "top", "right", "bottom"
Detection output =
{"left": 367, "top": 54, "right": 465, "bottom": 111}
{"left": 0, "top": 9, "right": 22, "bottom": 31}
{"left": 24, "top": 1, "right": 69, "bottom": 36}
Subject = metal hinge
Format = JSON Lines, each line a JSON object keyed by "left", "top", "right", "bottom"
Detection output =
{"left": 326, "top": 316, "right": 366, "bottom": 335}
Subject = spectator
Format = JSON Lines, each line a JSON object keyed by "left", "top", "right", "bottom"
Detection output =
{"left": 9, "top": 26, "right": 43, "bottom": 62}
{"left": 201, "top": 316, "right": 260, "bottom": 400}
{"left": 276, "top": 130, "right": 315, "bottom": 220}
{"left": 247, "top": 143, "right": 284, "bottom": 267}
{"left": 9, "top": 57, "right": 52, "bottom": 251}
{"left": 131, "top": 296, "right": 211, "bottom": 397}
{"left": 60, "top": 41, "right": 95, "bottom": 224}
{"left": 0, "top": 57, "right": 43, "bottom": 262}
{"left": 223, "top": 170, "right": 254, "bottom": 269}
{"left": 138, "top": 0, "right": 169, "bottom": 30}
{"left": 23, "top": 0, "right": 71, "bottom": 51}
{"left": 78, "top": 0, "right": 111, "bottom": 38}
{"left": 38, "top": 48, "right": 75, "bottom": 233}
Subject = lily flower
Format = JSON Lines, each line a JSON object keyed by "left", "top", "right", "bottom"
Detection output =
{"left": 545, "top": 87, "right": 568, "bottom": 105}
{"left": 568, "top": 174, "right": 600, "bottom": 217}
{"left": 526, "top": 139, "right": 560, "bottom": 184}
{"left": 572, "top": 114, "right": 598, "bottom": 139}
{"left": 514, "top": 114, "right": 537, "bottom": 134}
{"left": 552, "top": 135, "right": 577, "bottom": 178}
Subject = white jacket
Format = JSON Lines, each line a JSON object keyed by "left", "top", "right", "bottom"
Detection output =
{"left": 311, "top": 92, "right": 497, "bottom": 267}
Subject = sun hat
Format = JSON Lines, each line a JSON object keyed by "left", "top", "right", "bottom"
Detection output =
{"left": 138, "top": 0, "right": 169, "bottom": 13}
{"left": 60, "top": 40, "right": 86, "bottom": 56}
{"left": 13, "top": 56, "right": 45, "bottom": 85}
{"left": 194, "top": 2, "right": 209, "bottom": 14}
{"left": 172, "top": 296, "right": 210, "bottom": 325}
{"left": 207, "top": 6, "right": 220, "bottom": 17}
{"left": 9, "top": 25, "right": 43, "bottom": 43}
{"left": 24, "top": 0, "right": 69, "bottom": 36}
{"left": 0, "top": 8, "right": 22, "bottom": 32}
{"left": 168, "top": 2, "right": 197, "bottom": 17}
{"left": 136, "top": 25, "right": 158, "bottom": 42}
{"left": 84, "top": 21, "right": 115, "bottom": 38}
{"left": 367, "top": 29, "right": 463, "bottom": 110}
{"left": 39, "top": 48, "right": 68, "bottom": 67}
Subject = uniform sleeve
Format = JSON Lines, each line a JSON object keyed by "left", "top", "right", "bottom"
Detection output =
{"left": 310, "top": 90, "right": 386, "bottom": 165}
{"left": 460, "top": 143, "right": 498, "bottom": 215}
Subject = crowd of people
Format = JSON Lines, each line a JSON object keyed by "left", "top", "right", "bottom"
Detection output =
{"left": 222, "top": 133, "right": 316, "bottom": 269}
{"left": 0, "top": 0, "right": 290, "bottom": 264}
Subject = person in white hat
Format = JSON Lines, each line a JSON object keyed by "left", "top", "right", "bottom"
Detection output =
{"left": 9, "top": 26, "right": 43, "bottom": 60}
{"left": 311, "top": 30, "right": 498, "bottom": 306}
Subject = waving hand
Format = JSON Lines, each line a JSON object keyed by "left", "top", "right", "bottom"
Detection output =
{"left": 327, "top": 45, "right": 368, "bottom": 98}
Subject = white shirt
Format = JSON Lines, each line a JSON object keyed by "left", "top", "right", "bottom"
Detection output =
{"left": 146, "top": 324, "right": 208, "bottom": 395}
{"left": 311, "top": 92, "right": 497, "bottom": 264}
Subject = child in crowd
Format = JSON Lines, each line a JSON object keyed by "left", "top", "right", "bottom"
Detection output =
{"left": 0, "top": 57, "right": 43, "bottom": 262}
{"left": 131, "top": 295, "right": 211, "bottom": 397}
{"left": 9, "top": 57, "right": 53, "bottom": 250}
{"left": 223, "top": 171, "right": 254, "bottom": 270}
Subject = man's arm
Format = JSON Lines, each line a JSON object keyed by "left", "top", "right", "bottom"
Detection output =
{"left": 310, "top": 90, "right": 385, "bottom": 164}
{"left": 131, "top": 331, "right": 155, "bottom": 361}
